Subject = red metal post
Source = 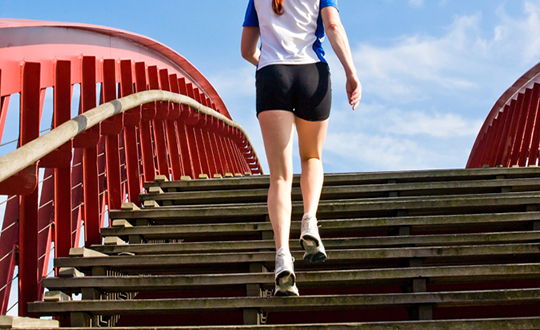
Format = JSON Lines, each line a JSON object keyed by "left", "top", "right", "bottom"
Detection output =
{"left": 120, "top": 60, "right": 142, "bottom": 205}
{"left": 37, "top": 170, "right": 54, "bottom": 297}
{"left": 179, "top": 80, "right": 201, "bottom": 178}
{"left": 502, "top": 95, "right": 525, "bottom": 166}
{"left": 495, "top": 103, "right": 515, "bottom": 166}
{"left": 149, "top": 67, "right": 169, "bottom": 177}
{"left": 101, "top": 59, "right": 123, "bottom": 211}
{"left": 70, "top": 149, "right": 84, "bottom": 248}
{"left": 79, "top": 56, "right": 101, "bottom": 247}
{"left": 0, "top": 197, "right": 18, "bottom": 315}
{"left": 18, "top": 61, "right": 40, "bottom": 316}
{"left": 0, "top": 69, "right": 5, "bottom": 139}
{"left": 52, "top": 60, "right": 73, "bottom": 263}
{"left": 519, "top": 85, "right": 540, "bottom": 166}
{"left": 509, "top": 90, "right": 531, "bottom": 165}
{"left": 484, "top": 115, "right": 503, "bottom": 167}
{"left": 527, "top": 84, "right": 540, "bottom": 166}
{"left": 166, "top": 73, "right": 183, "bottom": 180}
{"left": 135, "top": 62, "right": 156, "bottom": 184}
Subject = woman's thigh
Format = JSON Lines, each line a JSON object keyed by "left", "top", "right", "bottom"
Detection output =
{"left": 258, "top": 110, "right": 296, "bottom": 179}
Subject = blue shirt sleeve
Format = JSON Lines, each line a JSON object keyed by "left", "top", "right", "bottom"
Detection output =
{"left": 243, "top": 0, "right": 259, "bottom": 27}
{"left": 321, "top": 0, "right": 338, "bottom": 10}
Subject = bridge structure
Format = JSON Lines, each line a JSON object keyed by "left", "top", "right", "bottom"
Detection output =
{"left": 0, "top": 19, "right": 262, "bottom": 318}
{"left": 0, "top": 18, "right": 540, "bottom": 328}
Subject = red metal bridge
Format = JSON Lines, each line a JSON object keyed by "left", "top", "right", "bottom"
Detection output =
{"left": 0, "top": 19, "right": 262, "bottom": 317}
{"left": 1, "top": 18, "right": 540, "bottom": 325}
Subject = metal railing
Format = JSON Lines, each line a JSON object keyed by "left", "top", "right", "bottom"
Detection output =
{"left": 0, "top": 90, "right": 261, "bottom": 183}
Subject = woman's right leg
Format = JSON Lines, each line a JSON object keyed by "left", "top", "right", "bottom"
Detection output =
{"left": 259, "top": 110, "right": 299, "bottom": 296}
{"left": 258, "top": 110, "right": 296, "bottom": 252}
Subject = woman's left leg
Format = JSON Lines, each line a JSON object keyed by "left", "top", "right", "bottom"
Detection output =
{"left": 296, "top": 116, "right": 329, "bottom": 262}
{"left": 296, "top": 117, "right": 329, "bottom": 215}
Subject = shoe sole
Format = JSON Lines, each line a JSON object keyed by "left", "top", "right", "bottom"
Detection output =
{"left": 274, "top": 272, "right": 299, "bottom": 296}
{"left": 300, "top": 237, "right": 327, "bottom": 263}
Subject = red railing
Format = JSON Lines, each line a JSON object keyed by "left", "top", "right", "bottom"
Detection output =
{"left": 0, "top": 19, "right": 262, "bottom": 317}
{"left": 467, "top": 62, "right": 540, "bottom": 168}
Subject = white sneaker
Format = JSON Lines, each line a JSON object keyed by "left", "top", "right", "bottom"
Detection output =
{"left": 299, "top": 214, "right": 327, "bottom": 263}
{"left": 274, "top": 250, "right": 299, "bottom": 296}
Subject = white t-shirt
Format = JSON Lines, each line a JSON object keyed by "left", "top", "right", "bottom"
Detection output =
{"left": 243, "top": 0, "right": 339, "bottom": 70}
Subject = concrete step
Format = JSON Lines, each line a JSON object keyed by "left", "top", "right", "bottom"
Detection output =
{"left": 42, "top": 263, "right": 540, "bottom": 294}
{"left": 100, "top": 209, "right": 540, "bottom": 243}
{"left": 110, "top": 192, "right": 540, "bottom": 224}
{"left": 140, "top": 177, "right": 540, "bottom": 206}
{"left": 11, "top": 317, "right": 540, "bottom": 330}
{"left": 54, "top": 243, "right": 540, "bottom": 275}
{"left": 144, "top": 167, "right": 540, "bottom": 192}
{"left": 93, "top": 231, "right": 540, "bottom": 255}
{"left": 28, "top": 288, "right": 540, "bottom": 316}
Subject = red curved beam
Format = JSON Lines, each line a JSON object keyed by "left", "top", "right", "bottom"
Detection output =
{"left": 0, "top": 18, "right": 230, "bottom": 118}
{"left": 467, "top": 61, "right": 540, "bottom": 168}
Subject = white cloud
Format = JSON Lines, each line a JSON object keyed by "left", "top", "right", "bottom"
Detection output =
{"left": 384, "top": 110, "right": 483, "bottom": 138}
{"left": 409, "top": 0, "right": 424, "bottom": 8}
{"left": 493, "top": 1, "right": 540, "bottom": 62}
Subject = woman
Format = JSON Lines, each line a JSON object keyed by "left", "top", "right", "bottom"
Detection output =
{"left": 241, "top": 0, "right": 361, "bottom": 296}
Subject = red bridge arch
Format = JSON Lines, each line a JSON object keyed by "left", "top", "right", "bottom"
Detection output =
{"left": 467, "top": 62, "right": 540, "bottom": 168}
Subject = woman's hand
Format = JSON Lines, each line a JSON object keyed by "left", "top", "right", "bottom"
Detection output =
{"left": 347, "top": 74, "right": 362, "bottom": 110}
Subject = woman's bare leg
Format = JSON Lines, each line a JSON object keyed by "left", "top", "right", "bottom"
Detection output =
{"left": 296, "top": 117, "right": 329, "bottom": 216}
{"left": 258, "top": 110, "right": 296, "bottom": 251}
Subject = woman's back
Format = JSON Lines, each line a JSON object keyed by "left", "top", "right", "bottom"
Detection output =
{"left": 243, "top": 0, "right": 338, "bottom": 69}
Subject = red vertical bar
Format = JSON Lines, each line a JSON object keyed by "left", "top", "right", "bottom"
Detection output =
{"left": 135, "top": 62, "right": 156, "bottom": 183}
{"left": 495, "top": 102, "right": 515, "bottom": 166}
{"left": 70, "top": 149, "right": 83, "bottom": 248}
{"left": 80, "top": 56, "right": 101, "bottom": 247}
{"left": 150, "top": 67, "right": 169, "bottom": 177}
{"left": 209, "top": 119, "right": 225, "bottom": 176}
{"left": 502, "top": 95, "right": 525, "bottom": 166}
{"left": 0, "top": 68, "right": 16, "bottom": 314}
{"left": 53, "top": 60, "right": 73, "bottom": 263}
{"left": 37, "top": 170, "right": 54, "bottom": 298}
{"left": 177, "top": 78, "right": 197, "bottom": 178}
{"left": 101, "top": 59, "right": 123, "bottom": 211}
{"left": 195, "top": 90, "right": 216, "bottom": 176}
{"left": 220, "top": 127, "right": 236, "bottom": 175}
{"left": 0, "top": 198, "right": 18, "bottom": 315}
{"left": 166, "top": 74, "right": 183, "bottom": 180}
{"left": 0, "top": 96, "right": 9, "bottom": 144}
{"left": 19, "top": 61, "right": 40, "bottom": 317}
{"left": 217, "top": 134, "right": 231, "bottom": 174}
{"left": 519, "top": 85, "right": 540, "bottom": 166}
{"left": 183, "top": 83, "right": 204, "bottom": 177}
{"left": 509, "top": 90, "right": 531, "bottom": 166}
{"left": 0, "top": 69, "right": 6, "bottom": 139}
{"left": 230, "top": 130, "right": 246, "bottom": 174}
{"left": 484, "top": 116, "right": 502, "bottom": 167}
{"left": 488, "top": 108, "right": 508, "bottom": 167}
{"left": 188, "top": 86, "right": 210, "bottom": 177}
{"left": 527, "top": 83, "right": 540, "bottom": 166}
{"left": 200, "top": 95, "right": 219, "bottom": 177}
{"left": 226, "top": 137, "right": 242, "bottom": 175}
{"left": 120, "top": 60, "right": 142, "bottom": 205}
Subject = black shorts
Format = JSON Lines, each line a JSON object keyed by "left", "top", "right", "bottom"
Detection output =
{"left": 256, "top": 62, "right": 332, "bottom": 121}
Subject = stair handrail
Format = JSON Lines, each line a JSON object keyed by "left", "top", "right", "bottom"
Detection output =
{"left": 0, "top": 89, "right": 262, "bottom": 184}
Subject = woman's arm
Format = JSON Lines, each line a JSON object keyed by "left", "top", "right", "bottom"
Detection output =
{"left": 321, "top": 6, "right": 362, "bottom": 110}
{"left": 241, "top": 27, "right": 261, "bottom": 66}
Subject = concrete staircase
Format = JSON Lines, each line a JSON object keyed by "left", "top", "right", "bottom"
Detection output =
{"left": 28, "top": 167, "right": 540, "bottom": 329}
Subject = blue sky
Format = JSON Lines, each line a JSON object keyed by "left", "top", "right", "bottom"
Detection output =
{"left": 1, "top": 0, "right": 540, "bottom": 174}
